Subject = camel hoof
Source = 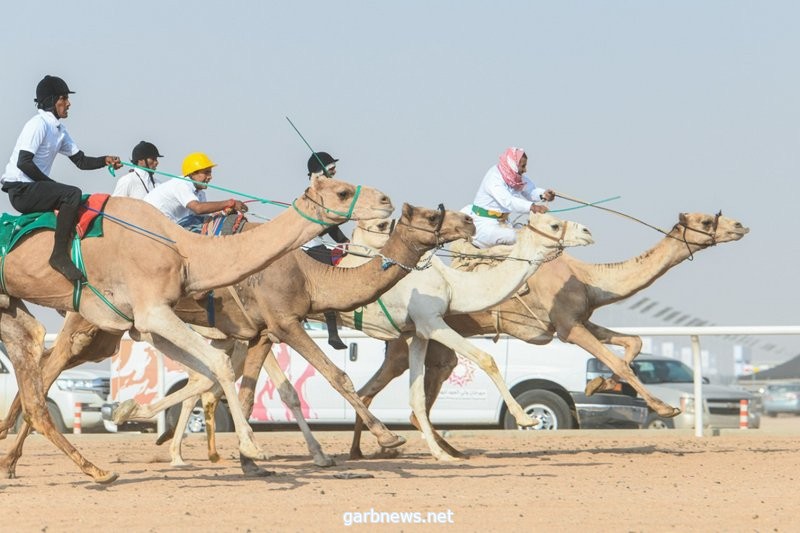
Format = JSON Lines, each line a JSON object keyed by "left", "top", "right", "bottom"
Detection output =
{"left": 659, "top": 407, "right": 682, "bottom": 418}
{"left": 585, "top": 377, "right": 605, "bottom": 396}
{"left": 208, "top": 453, "right": 220, "bottom": 463}
{"left": 435, "top": 453, "right": 460, "bottom": 463}
{"left": 155, "top": 427, "right": 175, "bottom": 446}
{"left": 111, "top": 400, "right": 137, "bottom": 424}
{"left": 170, "top": 460, "right": 191, "bottom": 468}
{"left": 313, "top": 455, "right": 336, "bottom": 468}
{"left": 94, "top": 471, "right": 119, "bottom": 485}
{"left": 377, "top": 433, "right": 406, "bottom": 449}
{"left": 349, "top": 450, "right": 364, "bottom": 460}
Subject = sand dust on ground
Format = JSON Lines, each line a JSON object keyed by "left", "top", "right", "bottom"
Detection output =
{"left": 1, "top": 416, "right": 799, "bottom": 532}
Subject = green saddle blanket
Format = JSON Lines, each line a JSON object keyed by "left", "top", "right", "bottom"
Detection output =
{"left": 0, "top": 194, "right": 105, "bottom": 254}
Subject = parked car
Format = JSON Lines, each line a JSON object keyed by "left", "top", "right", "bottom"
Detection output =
{"left": 761, "top": 383, "right": 800, "bottom": 417}
{"left": 0, "top": 342, "right": 109, "bottom": 433}
{"left": 588, "top": 354, "right": 761, "bottom": 430}
{"left": 103, "top": 330, "right": 648, "bottom": 433}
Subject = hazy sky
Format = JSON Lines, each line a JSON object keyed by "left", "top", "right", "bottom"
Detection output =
{"left": 1, "top": 1, "right": 798, "bottom": 364}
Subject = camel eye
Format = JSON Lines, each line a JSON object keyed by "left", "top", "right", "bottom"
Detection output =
{"left": 702, "top": 219, "right": 712, "bottom": 228}
{"left": 550, "top": 223, "right": 560, "bottom": 231}
{"left": 337, "top": 190, "right": 349, "bottom": 200}
{"left": 428, "top": 214, "right": 438, "bottom": 224}
{"left": 378, "top": 222, "right": 388, "bottom": 231}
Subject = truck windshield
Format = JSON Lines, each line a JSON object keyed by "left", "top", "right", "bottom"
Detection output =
{"left": 631, "top": 359, "right": 694, "bottom": 384}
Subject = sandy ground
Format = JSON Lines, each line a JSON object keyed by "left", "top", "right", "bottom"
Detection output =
{"left": 1, "top": 417, "right": 799, "bottom": 533}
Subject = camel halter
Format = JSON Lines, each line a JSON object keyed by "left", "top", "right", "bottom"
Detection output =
{"left": 293, "top": 185, "right": 362, "bottom": 227}
{"left": 386, "top": 203, "right": 447, "bottom": 271}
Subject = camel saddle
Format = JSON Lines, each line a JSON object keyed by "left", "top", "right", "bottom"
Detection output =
{"left": 448, "top": 238, "right": 530, "bottom": 296}
{"left": 0, "top": 193, "right": 109, "bottom": 254}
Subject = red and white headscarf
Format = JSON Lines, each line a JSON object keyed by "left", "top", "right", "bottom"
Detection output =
{"left": 497, "top": 147, "right": 526, "bottom": 191}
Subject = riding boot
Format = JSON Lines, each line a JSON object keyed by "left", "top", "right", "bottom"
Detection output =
{"left": 49, "top": 203, "right": 85, "bottom": 283}
{"left": 325, "top": 311, "right": 347, "bottom": 350}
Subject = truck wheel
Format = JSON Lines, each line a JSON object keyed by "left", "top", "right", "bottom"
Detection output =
{"left": 643, "top": 412, "right": 675, "bottom": 429}
{"left": 503, "top": 389, "right": 574, "bottom": 430}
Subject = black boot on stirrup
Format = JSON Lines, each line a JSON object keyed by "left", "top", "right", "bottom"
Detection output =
{"left": 325, "top": 311, "right": 347, "bottom": 350}
{"left": 49, "top": 204, "right": 85, "bottom": 283}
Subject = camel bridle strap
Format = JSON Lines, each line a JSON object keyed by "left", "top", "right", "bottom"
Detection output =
{"left": 294, "top": 185, "right": 363, "bottom": 227}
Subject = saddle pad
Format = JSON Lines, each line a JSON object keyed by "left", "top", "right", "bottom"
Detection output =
{"left": 0, "top": 193, "right": 108, "bottom": 253}
{"left": 200, "top": 213, "right": 248, "bottom": 236}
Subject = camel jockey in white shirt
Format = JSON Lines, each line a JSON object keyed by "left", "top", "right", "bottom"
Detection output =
{"left": 112, "top": 141, "right": 164, "bottom": 199}
{"left": 462, "top": 147, "right": 555, "bottom": 249}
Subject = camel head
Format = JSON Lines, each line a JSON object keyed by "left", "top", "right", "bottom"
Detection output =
{"left": 675, "top": 212, "right": 750, "bottom": 246}
{"left": 302, "top": 176, "right": 394, "bottom": 224}
{"left": 352, "top": 218, "right": 395, "bottom": 250}
{"left": 521, "top": 211, "right": 594, "bottom": 250}
{"left": 396, "top": 203, "right": 476, "bottom": 247}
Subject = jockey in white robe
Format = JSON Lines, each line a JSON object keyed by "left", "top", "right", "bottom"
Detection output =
{"left": 461, "top": 147, "right": 555, "bottom": 249}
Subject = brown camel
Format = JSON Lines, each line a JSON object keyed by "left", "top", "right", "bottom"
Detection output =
{"left": 0, "top": 176, "right": 392, "bottom": 483}
{"left": 0, "top": 204, "right": 474, "bottom": 477}
{"left": 348, "top": 212, "right": 750, "bottom": 458}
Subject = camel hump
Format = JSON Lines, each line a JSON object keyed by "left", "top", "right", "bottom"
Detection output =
{"left": 448, "top": 239, "right": 514, "bottom": 272}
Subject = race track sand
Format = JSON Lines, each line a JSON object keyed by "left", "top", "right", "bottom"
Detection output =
{"left": 1, "top": 417, "right": 799, "bottom": 532}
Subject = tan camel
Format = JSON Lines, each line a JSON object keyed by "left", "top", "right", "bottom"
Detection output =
{"left": 0, "top": 204, "right": 474, "bottom": 476}
{"left": 0, "top": 176, "right": 392, "bottom": 483}
{"left": 349, "top": 212, "right": 750, "bottom": 458}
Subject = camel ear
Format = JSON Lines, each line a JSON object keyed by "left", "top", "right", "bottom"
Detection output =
{"left": 402, "top": 203, "right": 413, "bottom": 219}
{"left": 679, "top": 213, "right": 688, "bottom": 225}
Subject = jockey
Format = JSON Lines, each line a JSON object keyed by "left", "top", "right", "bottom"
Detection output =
{"left": 144, "top": 152, "right": 247, "bottom": 231}
{"left": 1, "top": 75, "right": 122, "bottom": 282}
{"left": 303, "top": 151, "right": 349, "bottom": 350}
{"left": 112, "top": 141, "right": 164, "bottom": 199}
{"left": 462, "top": 147, "right": 555, "bottom": 249}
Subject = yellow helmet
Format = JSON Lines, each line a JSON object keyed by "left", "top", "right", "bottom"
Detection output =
{"left": 181, "top": 152, "right": 217, "bottom": 176}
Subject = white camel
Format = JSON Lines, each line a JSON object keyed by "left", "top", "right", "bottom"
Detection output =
{"left": 303, "top": 211, "right": 594, "bottom": 460}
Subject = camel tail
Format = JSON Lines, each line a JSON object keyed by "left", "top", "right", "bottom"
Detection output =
{"left": 155, "top": 425, "right": 176, "bottom": 446}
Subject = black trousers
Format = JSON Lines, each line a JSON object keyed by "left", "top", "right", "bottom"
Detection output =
{"left": 3, "top": 180, "right": 82, "bottom": 214}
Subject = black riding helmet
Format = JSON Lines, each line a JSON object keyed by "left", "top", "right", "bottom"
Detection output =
{"left": 131, "top": 141, "right": 164, "bottom": 163}
{"left": 34, "top": 75, "right": 74, "bottom": 110}
{"left": 307, "top": 152, "right": 338, "bottom": 176}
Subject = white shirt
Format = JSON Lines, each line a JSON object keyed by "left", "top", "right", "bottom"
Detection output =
{"left": 112, "top": 168, "right": 159, "bottom": 199}
{"left": 1, "top": 110, "right": 80, "bottom": 185}
{"left": 144, "top": 179, "right": 206, "bottom": 222}
{"left": 471, "top": 165, "right": 546, "bottom": 214}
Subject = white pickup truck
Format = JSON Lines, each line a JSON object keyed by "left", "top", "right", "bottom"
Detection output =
{"left": 103, "top": 327, "right": 648, "bottom": 432}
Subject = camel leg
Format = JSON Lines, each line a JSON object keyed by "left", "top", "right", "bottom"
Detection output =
{"left": 407, "top": 336, "right": 457, "bottom": 461}
{"left": 262, "top": 348, "right": 334, "bottom": 467}
{"left": 0, "top": 300, "right": 117, "bottom": 483}
{"left": 409, "top": 341, "right": 466, "bottom": 459}
{"left": 277, "top": 321, "right": 405, "bottom": 449}
{"left": 0, "top": 315, "right": 121, "bottom": 478}
{"left": 115, "top": 306, "right": 266, "bottom": 461}
{"left": 562, "top": 323, "right": 680, "bottom": 418}
{"left": 581, "top": 322, "right": 645, "bottom": 395}
{"left": 420, "top": 318, "right": 538, "bottom": 428}
{"left": 167, "top": 396, "right": 199, "bottom": 467}
{"left": 350, "top": 338, "right": 411, "bottom": 460}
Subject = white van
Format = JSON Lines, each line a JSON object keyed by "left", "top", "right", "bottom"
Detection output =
{"left": 103, "top": 328, "right": 647, "bottom": 432}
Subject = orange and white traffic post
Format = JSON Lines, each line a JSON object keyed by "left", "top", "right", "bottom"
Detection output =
{"left": 73, "top": 402, "right": 82, "bottom": 434}
{"left": 739, "top": 399, "right": 749, "bottom": 430}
